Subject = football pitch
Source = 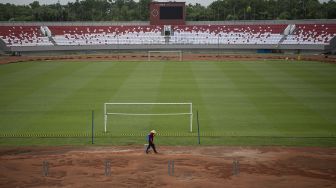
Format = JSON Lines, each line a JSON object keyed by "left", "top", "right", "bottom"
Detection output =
{"left": 0, "top": 60, "right": 335, "bottom": 146}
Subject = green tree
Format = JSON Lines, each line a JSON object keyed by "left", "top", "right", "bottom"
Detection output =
{"left": 138, "top": 0, "right": 151, "bottom": 21}
{"left": 279, "top": 11, "right": 291, "bottom": 20}
{"left": 186, "top": 3, "right": 209, "bottom": 21}
{"left": 0, "top": 0, "right": 335, "bottom": 21}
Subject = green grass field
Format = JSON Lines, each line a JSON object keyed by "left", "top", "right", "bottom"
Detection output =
{"left": 0, "top": 60, "right": 335, "bottom": 146}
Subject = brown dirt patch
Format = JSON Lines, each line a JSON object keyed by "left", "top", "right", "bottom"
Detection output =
{"left": 0, "top": 146, "right": 335, "bottom": 187}
{"left": 1, "top": 53, "right": 336, "bottom": 65}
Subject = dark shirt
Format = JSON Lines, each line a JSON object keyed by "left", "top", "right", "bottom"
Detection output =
{"left": 148, "top": 133, "right": 154, "bottom": 143}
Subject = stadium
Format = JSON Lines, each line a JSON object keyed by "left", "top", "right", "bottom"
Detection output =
{"left": 0, "top": 0, "right": 336, "bottom": 187}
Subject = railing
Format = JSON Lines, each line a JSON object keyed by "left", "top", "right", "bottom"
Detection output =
{"left": 0, "top": 19, "right": 335, "bottom": 26}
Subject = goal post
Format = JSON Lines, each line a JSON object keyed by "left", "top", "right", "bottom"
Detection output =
{"left": 104, "top": 103, "right": 193, "bottom": 133}
{"left": 148, "top": 50, "right": 182, "bottom": 61}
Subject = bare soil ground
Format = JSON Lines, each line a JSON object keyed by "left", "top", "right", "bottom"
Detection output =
{"left": 0, "top": 146, "right": 335, "bottom": 188}
{"left": 1, "top": 53, "right": 336, "bottom": 64}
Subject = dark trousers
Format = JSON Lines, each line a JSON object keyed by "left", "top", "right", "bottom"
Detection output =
{"left": 146, "top": 141, "right": 157, "bottom": 153}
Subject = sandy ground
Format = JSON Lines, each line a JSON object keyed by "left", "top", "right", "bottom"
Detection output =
{"left": 0, "top": 146, "right": 335, "bottom": 188}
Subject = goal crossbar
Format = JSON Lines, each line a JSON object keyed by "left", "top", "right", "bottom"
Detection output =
{"left": 105, "top": 103, "right": 191, "bottom": 105}
{"left": 104, "top": 102, "right": 193, "bottom": 133}
{"left": 106, "top": 113, "right": 192, "bottom": 116}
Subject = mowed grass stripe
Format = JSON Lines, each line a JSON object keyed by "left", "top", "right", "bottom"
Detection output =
{"left": 215, "top": 62, "right": 277, "bottom": 136}
{"left": 268, "top": 62, "right": 336, "bottom": 125}
{"left": 189, "top": 62, "right": 211, "bottom": 134}
{"left": 0, "top": 62, "right": 44, "bottom": 82}
{"left": 0, "top": 62, "right": 89, "bottom": 133}
{"left": 155, "top": 62, "right": 206, "bottom": 134}
{"left": 0, "top": 62, "right": 65, "bottom": 106}
{"left": 105, "top": 62, "right": 164, "bottom": 134}
{"left": 193, "top": 62, "right": 271, "bottom": 136}
{"left": 258, "top": 61, "right": 336, "bottom": 121}
{"left": 271, "top": 61, "right": 336, "bottom": 94}
{"left": 24, "top": 61, "right": 123, "bottom": 134}
{"left": 76, "top": 61, "right": 140, "bottom": 133}
{"left": 39, "top": 61, "right": 116, "bottom": 135}
{"left": 0, "top": 62, "right": 105, "bottom": 134}
{"left": 0, "top": 61, "right": 335, "bottom": 145}
{"left": 220, "top": 61, "right": 320, "bottom": 137}
{"left": 296, "top": 61, "right": 336, "bottom": 78}
{"left": 244, "top": 62, "right": 336, "bottom": 136}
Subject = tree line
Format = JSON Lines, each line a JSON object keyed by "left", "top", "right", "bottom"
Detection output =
{"left": 0, "top": 0, "right": 335, "bottom": 22}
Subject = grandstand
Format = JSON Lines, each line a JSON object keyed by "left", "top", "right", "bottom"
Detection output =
{"left": 0, "top": 26, "right": 53, "bottom": 47}
{"left": 48, "top": 25, "right": 164, "bottom": 45}
{"left": 0, "top": 1, "right": 335, "bottom": 54}
{"left": 0, "top": 21, "right": 335, "bottom": 54}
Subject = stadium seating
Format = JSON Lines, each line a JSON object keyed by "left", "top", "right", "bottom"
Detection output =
{"left": 282, "top": 24, "right": 336, "bottom": 45}
{"left": 0, "top": 24, "right": 335, "bottom": 48}
{"left": 170, "top": 25, "right": 287, "bottom": 45}
{"left": 0, "top": 26, "right": 53, "bottom": 46}
{"left": 48, "top": 25, "right": 165, "bottom": 45}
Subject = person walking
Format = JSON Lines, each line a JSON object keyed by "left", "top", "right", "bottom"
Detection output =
{"left": 146, "top": 130, "right": 158, "bottom": 154}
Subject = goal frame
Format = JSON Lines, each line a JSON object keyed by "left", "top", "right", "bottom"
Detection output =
{"left": 148, "top": 50, "right": 183, "bottom": 61}
{"left": 104, "top": 102, "right": 193, "bottom": 133}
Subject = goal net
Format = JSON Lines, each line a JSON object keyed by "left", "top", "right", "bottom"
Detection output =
{"left": 148, "top": 51, "right": 182, "bottom": 61}
{"left": 104, "top": 103, "right": 192, "bottom": 136}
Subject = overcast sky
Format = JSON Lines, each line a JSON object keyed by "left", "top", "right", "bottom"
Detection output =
{"left": 0, "top": 0, "right": 331, "bottom": 6}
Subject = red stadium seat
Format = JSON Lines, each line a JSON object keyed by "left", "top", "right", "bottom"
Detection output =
{"left": 0, "top": 26, "right": 52, "bottom": 46}
{"left": 283, "top": 24, "right": 336, "bottom": 44}
{"left": 0, "top": 24, "right": 335, "bottom": 47}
